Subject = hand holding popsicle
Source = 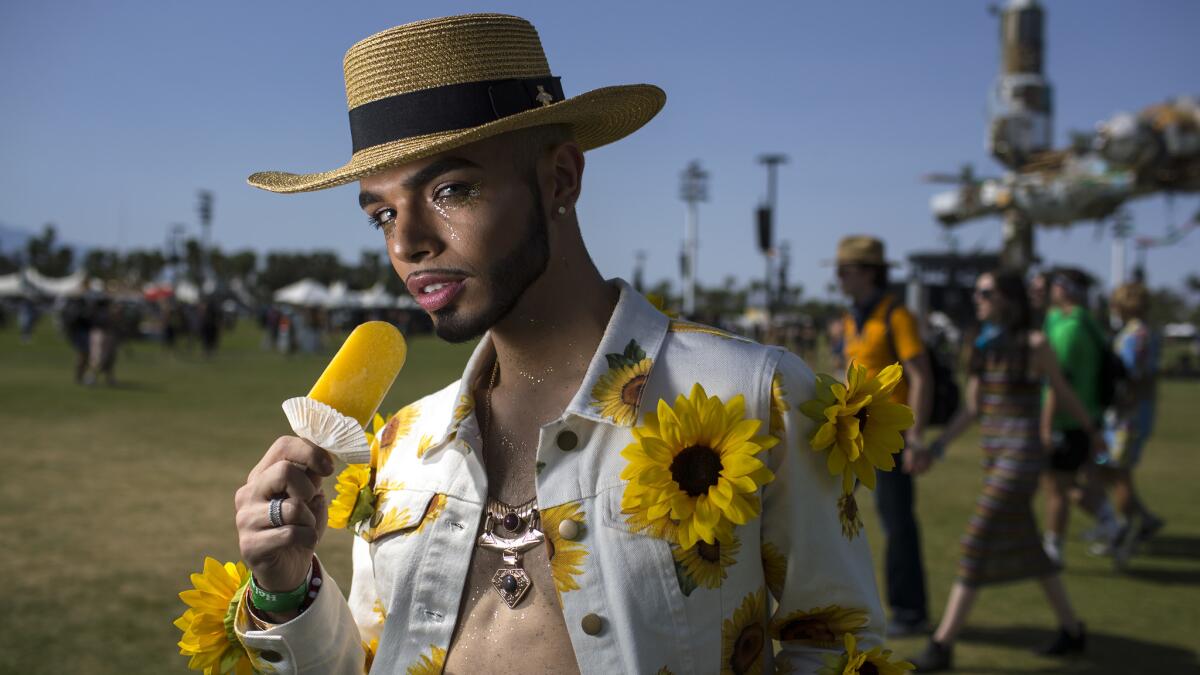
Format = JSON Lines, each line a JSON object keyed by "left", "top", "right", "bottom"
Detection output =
{"left": 235, "top": 322, "right": 407, "bottom": 609}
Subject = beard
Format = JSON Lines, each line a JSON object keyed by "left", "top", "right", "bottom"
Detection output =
{"left": 431, "top": 192, "right": 550, "bottom": 343}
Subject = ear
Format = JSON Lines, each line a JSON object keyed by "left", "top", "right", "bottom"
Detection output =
{"left": 543, "top": 140, "right": 584, "bottom": 217}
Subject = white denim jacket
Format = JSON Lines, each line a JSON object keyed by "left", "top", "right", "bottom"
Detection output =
{"left": 236, "top": 280, "right": 884, "bottom": 674}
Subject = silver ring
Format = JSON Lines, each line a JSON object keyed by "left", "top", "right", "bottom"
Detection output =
{"left": 268, "top": 497, "right": 285, "bottom": 528}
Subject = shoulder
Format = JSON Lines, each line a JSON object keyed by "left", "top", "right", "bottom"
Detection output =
{"left": 657, "top": 320, "right": 814, "bottom": 402}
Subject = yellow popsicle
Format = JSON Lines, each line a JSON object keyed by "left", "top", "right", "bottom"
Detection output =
{"left": 308, "top": 321, "right": 407, "bottom": 427}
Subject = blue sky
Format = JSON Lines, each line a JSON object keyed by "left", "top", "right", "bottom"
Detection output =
{"left": 2, "top": 1, "right": 1197, "bottom": 298}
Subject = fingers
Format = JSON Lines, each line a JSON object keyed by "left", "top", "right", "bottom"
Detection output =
{"left": 249, "top": 436, "right": 334, "bottom": 483}
{"left": 255, "top": 460, "right": 321, "bottom": 502}
{"left": 235, "top": 496, "right": 321, "bottom": 532}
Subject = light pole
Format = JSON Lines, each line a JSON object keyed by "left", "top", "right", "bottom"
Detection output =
{"left": 197, "top": 190, "right": 214, "bottom": 285}
{"left": 679, "top": 161, "right": 709, "bottom": 318}
{"left": 757, "top": 154, "right": 788, "bottom": 318}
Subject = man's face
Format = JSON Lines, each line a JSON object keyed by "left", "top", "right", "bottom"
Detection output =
{"left": 358, "top": 133, "right": 550, "bottom": 343}
{"left": 836, "top": 264, "right": 872, "bottom": 299}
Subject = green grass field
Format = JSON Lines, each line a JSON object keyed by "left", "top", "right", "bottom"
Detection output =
{"left": 1, "top": 320, "right": 1197, "bottom": 673}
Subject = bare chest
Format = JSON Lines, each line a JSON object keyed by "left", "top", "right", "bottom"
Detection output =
{"left": 443, "top": 388, "right": 580, "bottom": 673}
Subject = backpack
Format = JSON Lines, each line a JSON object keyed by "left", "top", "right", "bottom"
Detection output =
{"left": 883, "top": 301, "right": 961, "bottom": 426}
{"left": 1081, "top": 316, "right": 1129, "bottom": 410}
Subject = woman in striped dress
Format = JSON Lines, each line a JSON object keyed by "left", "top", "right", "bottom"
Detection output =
{"left": 911, "top": 270, "right": 1106, "bottom": 672}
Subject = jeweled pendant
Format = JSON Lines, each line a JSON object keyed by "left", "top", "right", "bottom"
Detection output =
{"left": 491, "top": 567, "right": 531, "bottom": 608}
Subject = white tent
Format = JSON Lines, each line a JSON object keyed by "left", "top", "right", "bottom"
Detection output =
{"left": 0, "top": 272, "right": 23, "bottom": 297}
{"left": 175, "top": 280, "right": 201, "bottom": 304}
{"left": 24, "top": 268, "right": 87, "bottom": 297}
{"left": 324, "top": 280, "right": 352, "bottom": 308}
{"left": 274, "top": 278, "right": 329, "bottom": 306}
{"left": 356, "top": 283, "right": 396, "bottom": 309}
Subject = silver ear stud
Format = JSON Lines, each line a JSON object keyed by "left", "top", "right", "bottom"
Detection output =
{"left": 557, "top": 206, "right": 567, "bottom": 215}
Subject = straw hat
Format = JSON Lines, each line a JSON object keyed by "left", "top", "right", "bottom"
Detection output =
{"left": 831, "top": 235, "right": 896, "bottom": 267}
{"left": 248, "top": 14, "right": 666, "bottom": 193}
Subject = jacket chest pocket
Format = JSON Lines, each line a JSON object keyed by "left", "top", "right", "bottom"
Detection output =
{"left": 364, "top": 488, "right": 444, "bottom": 595}
{"left": 596, "top": 485, "right": 697, "bottom": 674}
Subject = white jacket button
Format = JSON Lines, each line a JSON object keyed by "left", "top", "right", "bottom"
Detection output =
{"left": 581, "top": 613, "right": 603, "bottom": 635}
{"left": 558, "top": 519, "right": 581, "bottom": 541}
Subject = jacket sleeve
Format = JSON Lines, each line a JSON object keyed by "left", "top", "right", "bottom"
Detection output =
{"left": 761, "top": 351, "right": 886, "bottom": 674}
{"left": 235, "top": 537, "right": 381, "bottom": 674}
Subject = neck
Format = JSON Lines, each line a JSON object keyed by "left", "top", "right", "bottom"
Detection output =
{"left": 851, "top": 287, "right": 883, "bottom": 308}
{"left": 488, "top": 229, "right": 617, "bottom": 396}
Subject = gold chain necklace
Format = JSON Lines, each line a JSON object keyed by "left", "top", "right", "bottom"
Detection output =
{"left": 482, "top": 358, "right": 499, "bottom": 438}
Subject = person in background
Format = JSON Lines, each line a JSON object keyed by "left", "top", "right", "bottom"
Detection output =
{"left": 1094, "top": 282, "right": 1164, "bottom": 566}
{"left": 62, "top": 297, "right": 92, "bottom": 383}
{"left": 1040, "top": 267, "right": 1110, "bottom": 564}
{"left": 911, "top": 269, "right": 1102, "bottom": 671}
{"left": 1028, "top": 270, "right": 1050, "bottom": 327}
{"left": 836, "top": 235, "right": 935, "bottom": 637}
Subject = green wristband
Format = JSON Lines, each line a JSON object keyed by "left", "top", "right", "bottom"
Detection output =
{"left": 249, "top": 573, "right": 309, "bottom": 613}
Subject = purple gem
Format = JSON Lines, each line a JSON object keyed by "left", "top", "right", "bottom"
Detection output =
{"left": 502, "top": 513, "right": 521, "bottom": 531}
{"left": 501, "top": 574, "right": 518, "bottom": 593}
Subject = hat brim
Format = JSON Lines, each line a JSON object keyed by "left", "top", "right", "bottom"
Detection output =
{"left": 247, "top": 84, "right": 665, "bottom": 194}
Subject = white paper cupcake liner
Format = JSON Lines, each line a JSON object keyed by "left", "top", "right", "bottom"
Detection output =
{"left": 282, "top": 397, "right": 372, "bottom": 464}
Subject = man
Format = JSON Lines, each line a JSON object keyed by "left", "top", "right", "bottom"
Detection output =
{"left": 1040, "top": 267, "right": 1107, "bottom": 564}
{"left": 1096, "top": 282, "right": 1164, "bottom": 567}
{"left": 232, "top": 14, "right": 885, "bottom": 674}
{"left": 835, "top": 235, "right": 933, "bottom": 637}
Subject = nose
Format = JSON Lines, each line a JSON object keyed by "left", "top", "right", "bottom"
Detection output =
{"left": 386, "top": 206, "right": 443, "bottom": 265}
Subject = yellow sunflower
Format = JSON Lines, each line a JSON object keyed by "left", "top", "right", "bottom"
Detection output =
{"left": 761, "top": 540, "right": 787, "bottom": 599}
{"left": 415, "top": 434, "right": 435, "bottom": 458}
{"left": 406, "top": 644, "right": 447, "bottom": 675}
{"left": 327, "top": 463, "right": 374, "bottom": 530}
{"left": 173, "top": 557, "right": 253, "bottom": 675}
{"left": 378, "top": 403, "right": 420, "bottom": 466}
{"left": 770, "top": 604, "right": 870, "bottom": 649}
{"left": 409, "top": 493, "right": 446, "bottom": 536}
{"left": 621, "top": 383, "right": 777, "bottom": 550}
{"left": 838, "top": 492, "right": 863, "bottom": 540}
{"left": 818, "top": 633, "right": 914, "bottom": 675}
{"left": 721, "top": 588, "right": 767, "bottom": 675}
{"left": 645, "top": 292, "right": 679, "bottom": 318}
{"left": 673, "top": 533, "right": 741, "bottom": 591}
{"left": 769, "top": 373, "right": 788, "bottom": 440}
{"left": 363, "top": 638, "right": 379, "bottom": 673}
{"left": 799, "top": 363, "right": 913, "bottom": 493}
{"left": 591, "top": 339, "right": 653, "bottom": 426}
{"left": 541, "top": 502, "right": 589, "bottom": 597}
{"left": 372, "top": 598, "right": 387, "bottom": 623}
{"left": 448, "top": 394, "right": 474, "bottom": 439}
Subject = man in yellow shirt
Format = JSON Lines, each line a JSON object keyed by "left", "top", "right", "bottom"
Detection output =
{"left": 836, "top": 236, "right": 934, "bottom": 637}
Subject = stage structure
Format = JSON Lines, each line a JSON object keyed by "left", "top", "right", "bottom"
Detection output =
{"left": 926, "top": 0, "right": 1200, "bottom": 277}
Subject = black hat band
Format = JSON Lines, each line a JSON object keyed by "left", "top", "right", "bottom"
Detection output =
{"left": 348, "top": 76, "right": 564, "bottom": 153}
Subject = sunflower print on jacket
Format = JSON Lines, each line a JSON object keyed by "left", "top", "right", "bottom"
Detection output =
{"left": 541, "top": 502, "right": 588, "bottom": 598}
{"left": 406, "top": 644, "right": 447, "bottom": 675}
{"left": 590, "top": 339, "right": 652, "bottom": 425}
{"left": 378, "top": 403, "right": 420, "bottom": 467}
{"left": 761, "top": 540, "right": 787, "bottom": 600}
{"left": 620, "top": 383, "right": 777, "bottom": 550}
{"left": 771, "top": 604, "right": 869, "bottom": 649}
{"left": 721, "top": 587, "right": 767, "bottom": 675}
{"left": 672, "top": 532, "right": 740, "bottom": 593}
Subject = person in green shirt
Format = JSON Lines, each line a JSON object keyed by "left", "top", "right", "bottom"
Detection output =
{"left": 1041, "top": 268, "right": 1106, "bottom": 564}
